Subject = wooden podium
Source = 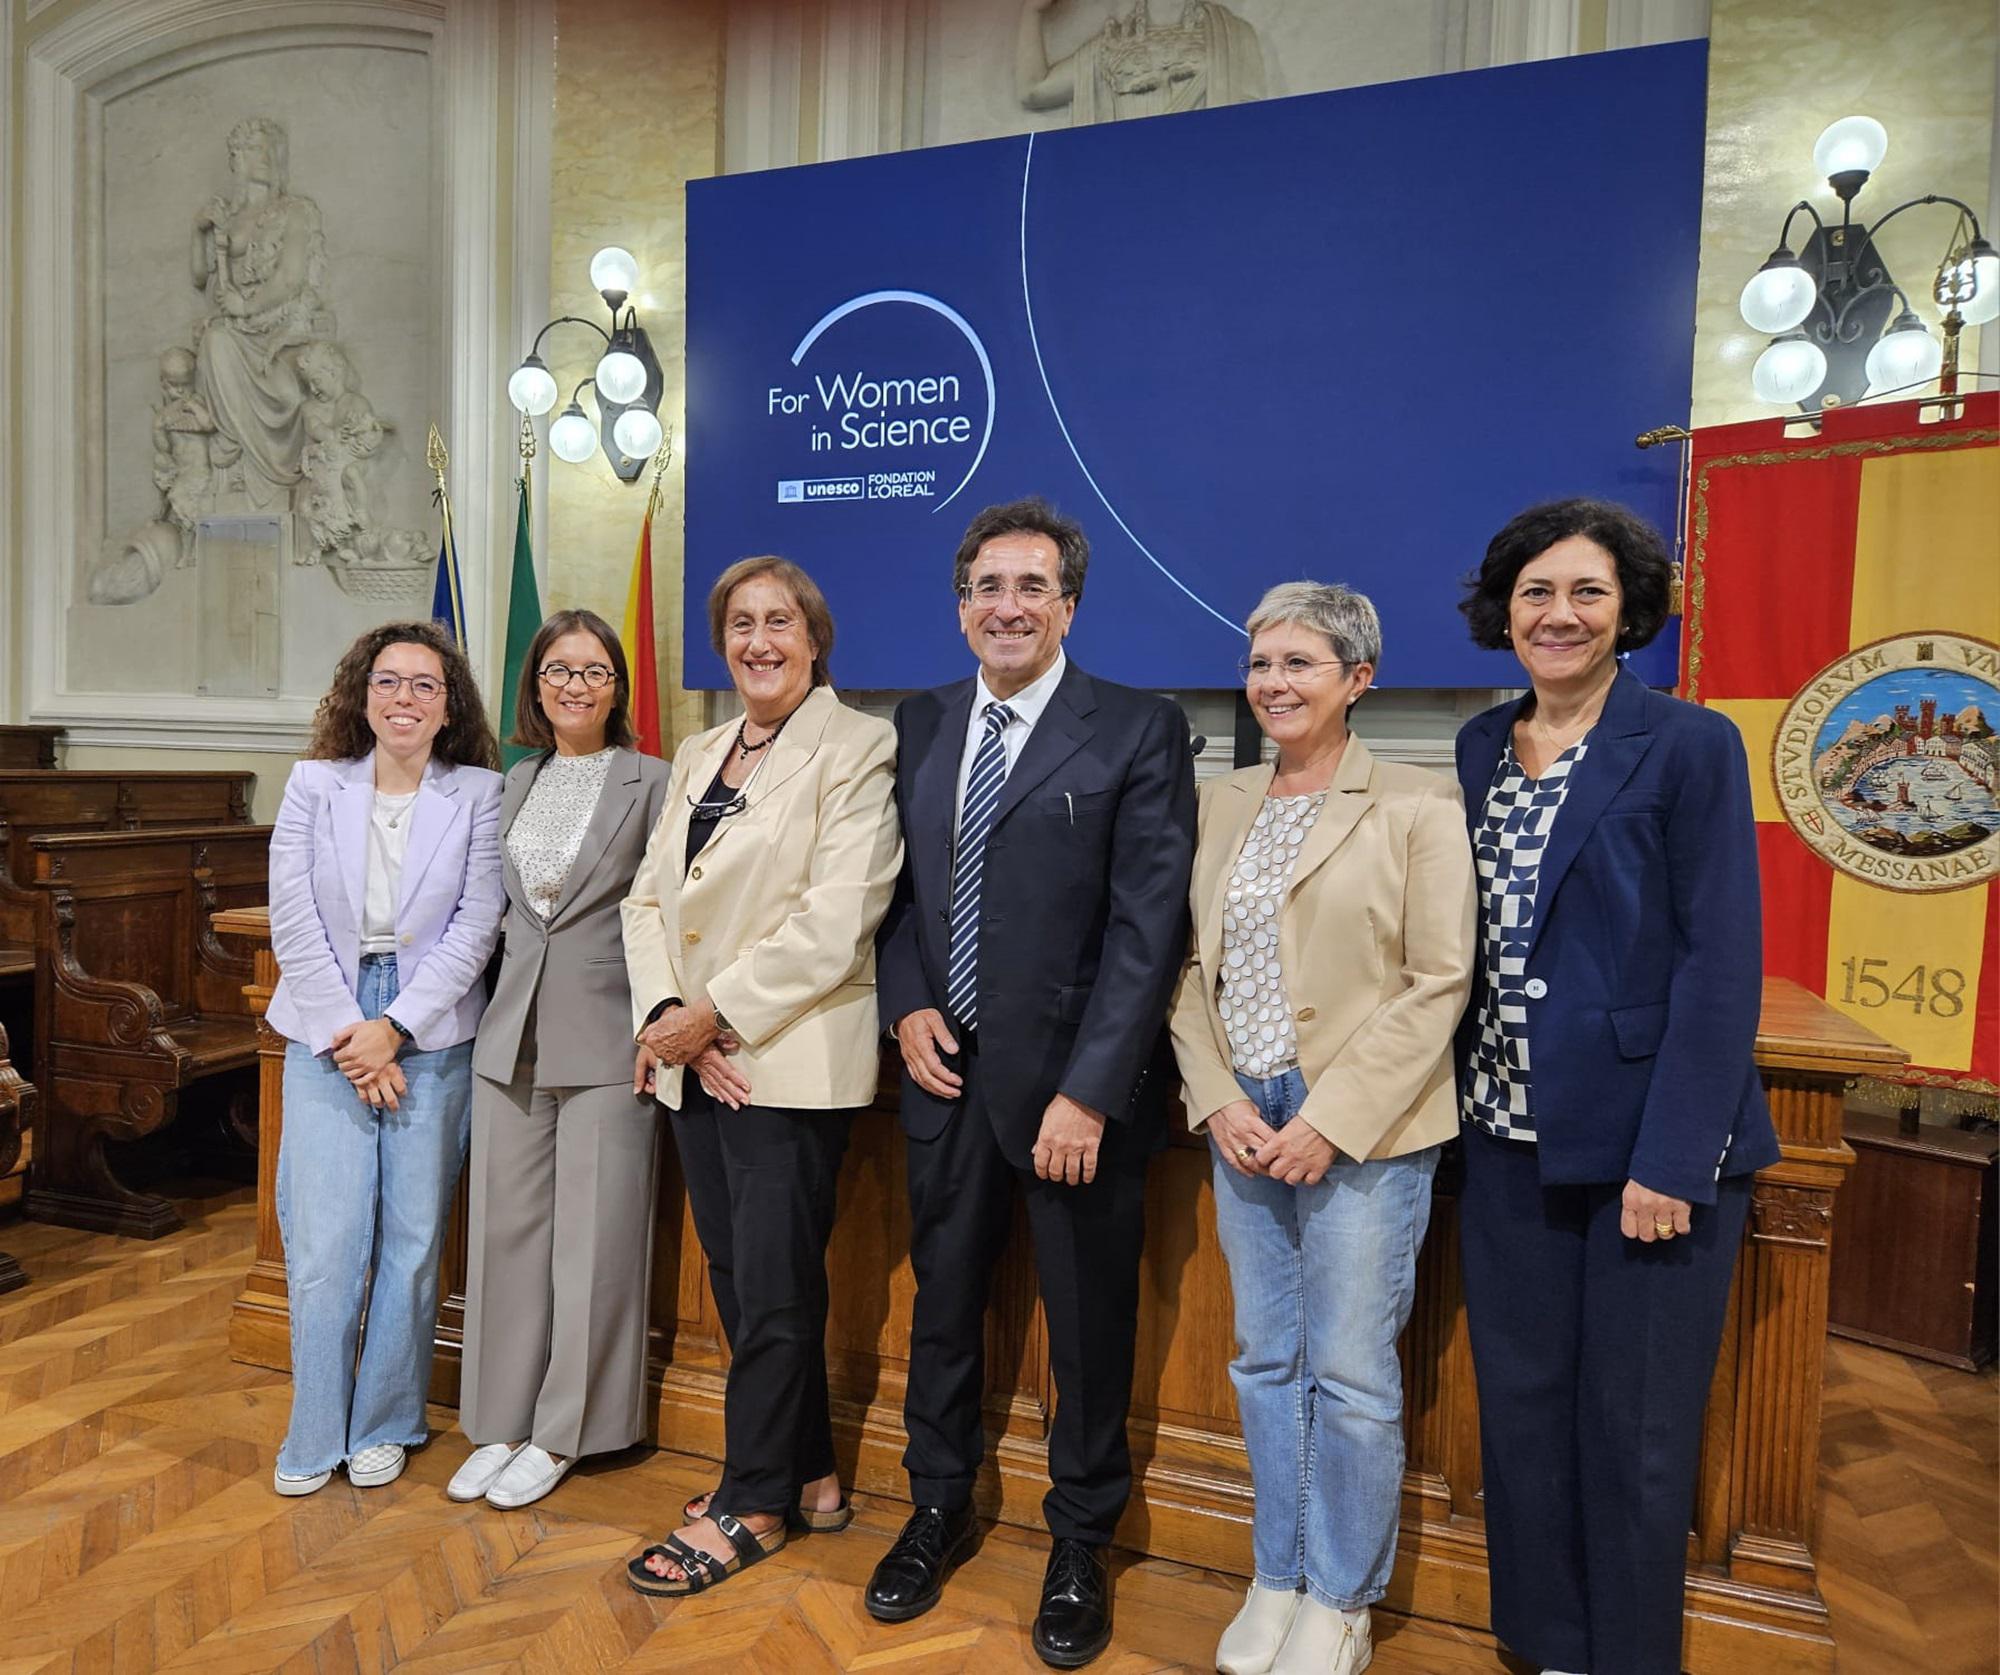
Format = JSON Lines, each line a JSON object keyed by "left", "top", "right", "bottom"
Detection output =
{"left": 218, "top": 905, "right": 1902, "bottom": 1675}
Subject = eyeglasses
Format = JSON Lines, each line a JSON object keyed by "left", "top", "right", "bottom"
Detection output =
{"left": 1236, "top": 655, "right": 1347, "bottom": 684}
{"left": 367, "top": 671, "right": 446, "bottom": 702}
{"left": 957, "top": 578, "right": 1068, "bottom": 609}
{"left": 687, "top": 788, "right": 749, "bottom": 820}
{"left": 539, "top": 662, "right": 616, "bottom": 690}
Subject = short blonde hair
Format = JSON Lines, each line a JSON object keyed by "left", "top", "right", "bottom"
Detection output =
{"left": 1245, "top": 581, "right": 1382, "bottom": 670}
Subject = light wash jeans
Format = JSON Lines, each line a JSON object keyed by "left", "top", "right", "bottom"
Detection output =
{"left": 1212, "top": 1066, "right": 1439, "bottom": 1609}
{"left": 275, "top": 954, "right": 473, "bottom": 1476}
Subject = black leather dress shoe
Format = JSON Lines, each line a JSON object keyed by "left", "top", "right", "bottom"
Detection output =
{"left": 864, "top": 1505, "right": 979, "bottom": 1623}
{"left": 1032, "top": 1537, "right": 1112, "bottom": 1668}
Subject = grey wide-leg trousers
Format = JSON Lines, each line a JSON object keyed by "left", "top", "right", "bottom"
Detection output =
{"left": 460, "top": 1070, "right": 661, "bottom": 1458}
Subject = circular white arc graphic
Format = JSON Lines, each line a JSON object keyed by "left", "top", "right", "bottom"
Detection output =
{"left": 790, "top": 290, "right": 996, "bottom": 513}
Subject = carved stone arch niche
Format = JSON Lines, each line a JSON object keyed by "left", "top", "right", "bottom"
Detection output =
{"left": 19, "top": 0, "right": 517, "bottom": 751}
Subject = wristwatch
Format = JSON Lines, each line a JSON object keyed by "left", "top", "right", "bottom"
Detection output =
{"left": 386, "top": 1016, "right": 415, "bottom": 1046}
{"left": 711, "top": 1001, "right": 734, "bottom": 1036}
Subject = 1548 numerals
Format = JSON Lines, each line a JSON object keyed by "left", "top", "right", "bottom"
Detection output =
{"left": 1838, "top": 957, "right": 1965, "bottom": 1018}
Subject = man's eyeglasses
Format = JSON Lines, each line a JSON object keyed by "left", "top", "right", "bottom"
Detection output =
{"left": 957, "top": 578, "right": 1068, "bottom": 609}
{"left": 1236, "top": 655, "right": 1347, "bottom": 684}
{"left": 367, "top": 671, "right": 446, "bottom": 702}
{"left": 539, "top": 662, "right": 616, "bottom": 690}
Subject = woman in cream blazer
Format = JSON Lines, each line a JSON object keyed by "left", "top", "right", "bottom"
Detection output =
{"left": 621, "top": 557, "right": 902, "bottom": 1599}
{"left": 1170, "top": 583, "right": 1475, "bottom": 1675}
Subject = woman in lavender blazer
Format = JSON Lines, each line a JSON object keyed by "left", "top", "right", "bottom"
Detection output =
{"left": 264, "top": 620, "right": 505, "bottom": 1497}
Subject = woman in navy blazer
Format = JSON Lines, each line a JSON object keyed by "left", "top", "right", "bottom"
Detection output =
{"left": 1451, "top": 501, "right": 1780, "bottom": 1675}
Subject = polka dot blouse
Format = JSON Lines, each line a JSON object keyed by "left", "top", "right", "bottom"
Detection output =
{"left": 1219, "top": 791, "right": 1327, "bottom": 1078}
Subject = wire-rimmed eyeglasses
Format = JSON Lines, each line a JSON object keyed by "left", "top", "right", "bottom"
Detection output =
{"left": 1236, "top": 655, "right": 1347, "bottom": 684}
{"left": 956, "top": 578, "right": 1069, "bottom": 609}
{"left": 367, "top": 671, "right": 446, "bottom": 702}
{"left": 687, "top": 787, "right": 750, "bottom": 821}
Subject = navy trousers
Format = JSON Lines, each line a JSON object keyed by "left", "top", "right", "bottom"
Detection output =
{"left": 1458, "top": 1123, "right": 1752, "bottom": 1675}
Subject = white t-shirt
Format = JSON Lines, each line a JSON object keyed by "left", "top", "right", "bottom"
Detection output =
{"left": 359, "top": 788, "right": 418, "bottom": 954}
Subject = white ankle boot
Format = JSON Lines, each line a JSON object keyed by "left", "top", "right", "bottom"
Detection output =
{"left": 1272, "top": 1600, "right": 1371, "bottom": 1674}
{"left": 1215, "top": 1583, "right": 1302, "bottom": 1673}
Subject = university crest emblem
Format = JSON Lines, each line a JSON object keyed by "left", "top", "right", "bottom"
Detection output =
{"left": 1772, "top": 631, "right": 2000, "bottom": 894}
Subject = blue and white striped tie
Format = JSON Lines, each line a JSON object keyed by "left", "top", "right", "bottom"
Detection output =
{"left": 946, "top": 701, "right": 1016, "bottom": 1031}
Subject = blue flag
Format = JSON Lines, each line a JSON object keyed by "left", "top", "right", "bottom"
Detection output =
{"left": 430, "top": 519, "right": 466, "bottom": 649}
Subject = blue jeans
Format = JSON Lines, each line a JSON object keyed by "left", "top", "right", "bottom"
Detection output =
{"left": 275, "top": 954, "right": 472, "bottom": 1475}
{"left": 1211, "top": 1067, "right": 1438, "bottom": 1609}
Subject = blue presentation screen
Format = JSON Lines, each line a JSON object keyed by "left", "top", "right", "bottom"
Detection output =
{"left": 685, "top": 42, "right": 1706, "bottom": 690}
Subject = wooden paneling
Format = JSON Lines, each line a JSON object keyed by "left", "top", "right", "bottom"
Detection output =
{"left": 0, "top": 725, "right": 61, "bottom": 769}
{"left": 0, "top": 1020, "right": 30, "bottom": 1294}
{"left": 221, "top": 920, "right": 1904, "bottom": 1675}
{"left": 1829, "top": 1112, "right": 1998, "bottom": 1370}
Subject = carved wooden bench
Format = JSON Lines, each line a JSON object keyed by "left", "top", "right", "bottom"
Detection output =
{"left": 0, "top": 1020, "right": 29, "bottom": 1293}
{"left": 24, "top": 824, "right": 271, "bottom": 1238}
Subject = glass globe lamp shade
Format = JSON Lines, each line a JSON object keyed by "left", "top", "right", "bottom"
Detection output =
{"left": 1960, "top": 239, "right": 2000, "bottom": 327}
{"left": 612, "top": 406, "right": 664, "bottom": 460}
{"left": 589, "top": 246, "right": 640, "bottom": 299}
{"left": 506, "top": 357, "right": 559, "bottom": 416}
{"left": 1750, "top": 334, "right": 1827, "bottom": 406}
{"left": 1739, "top": 253, "right": 1817, "bottom": 335}
{"left": 1863, "top": 316, "right": 1942, "bottom": 392}
{"left": 595, "top": 349, "right": 647, "bottom": 405}
{"left": 1812, "top": 116, "right": 1887, "bottom": 182}
{"left": 549, "top": 402, "right": 599, "bottom": 464}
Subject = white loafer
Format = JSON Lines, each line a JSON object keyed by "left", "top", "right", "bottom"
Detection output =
{"left": 273, "top": 1465, "right": 332, "bottom": 1496}
{"left": 1216, "top": 1583, "right": 1303, "bottom": 1673}
{"left": 448, "top": 1442, "right": 527, "bottom": 1502}
{"left": 485, "top": 1443, "right": 572, "bottom": 1509}
{"left": 346, "top": 1443, "right": 407, "bottom": 1487}
{"left": 1273, "top": 1600, "right": 1372, "bottom": 1675}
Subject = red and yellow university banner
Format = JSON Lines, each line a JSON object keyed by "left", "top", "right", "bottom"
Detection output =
{"left": 1681, "top": 394, "right": 2000, "bottom": 1096}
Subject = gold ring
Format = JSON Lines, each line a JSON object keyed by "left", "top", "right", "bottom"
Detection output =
{"left": 1654, "top": 1220, "right": 1675, "bottom": 1236}
{"left": 1236, "top": 1146, "right": 1253, "bottom": 1162}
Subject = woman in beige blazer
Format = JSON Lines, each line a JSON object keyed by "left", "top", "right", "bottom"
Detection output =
{"left": 1170, "top": 583, "right": 1475, "bottom": 1675}
{"left": 448, "top": 609, "right": 671, "bottom": 1512}
{"left": 621, "top": 557, "right": 902, "bottom": 1599}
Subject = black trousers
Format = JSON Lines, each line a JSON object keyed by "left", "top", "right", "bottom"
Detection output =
{"left": 1458, "top": 1122, "right": 1753, "bottom": 1675}
{"left": 674, "top": 1088, "right": 854, "bottom": 1516}
{"left": 901, "top": 1087, "right": 1151, "bottom": 1545}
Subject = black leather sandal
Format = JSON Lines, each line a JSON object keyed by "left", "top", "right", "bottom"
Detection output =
{"left": 681, "top": 1487, "right": 854, "bottom": 1533}
{"left": 626, "top": 1512, "right": 786, "bottom": 1597}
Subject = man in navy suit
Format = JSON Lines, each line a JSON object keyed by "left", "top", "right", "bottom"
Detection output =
{"left": 868, "top": 497, "right": 1195, "bottom": 1667}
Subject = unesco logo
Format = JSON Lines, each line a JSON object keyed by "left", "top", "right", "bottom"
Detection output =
{"left": 776, "top": 477, "right": 863, "bottom": 504}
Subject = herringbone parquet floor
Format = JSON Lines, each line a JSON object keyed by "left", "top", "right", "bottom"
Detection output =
{"left": 0, "top": 1184, "right": 1990, "bottom": 1673}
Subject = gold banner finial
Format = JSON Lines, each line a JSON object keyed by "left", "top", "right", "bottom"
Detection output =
{"left": 518, "top": 415, "right": 537, "bottom": 466}
{"left": 426, "top": 423, "right": 449, "bottom": 494}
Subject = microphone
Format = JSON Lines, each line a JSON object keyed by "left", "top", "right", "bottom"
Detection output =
{"left": 1189, "top": 734, "right": 1209, "bottom": 756}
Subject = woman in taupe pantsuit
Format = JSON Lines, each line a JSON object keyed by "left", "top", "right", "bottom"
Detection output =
{"left": 447, "top": 608, "right": 672, "bottom": 1510}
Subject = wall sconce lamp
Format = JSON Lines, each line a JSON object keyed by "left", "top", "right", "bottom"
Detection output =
{"left": 1739, "top": 116, "right": 1995, "bottom": 414}
{"left": 507, "top": 247, "right": 665, "bottom": 480}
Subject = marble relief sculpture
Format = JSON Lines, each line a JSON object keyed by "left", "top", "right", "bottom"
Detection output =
{"left": 1016, "top": 0, "right": 1266, "bottom": 123}
{"left": 93, "top": 115, "right": 427, "bottom": 605}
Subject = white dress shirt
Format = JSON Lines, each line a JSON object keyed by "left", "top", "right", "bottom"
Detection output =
{"left": 953, "top": 649, "right": 1068, "bottom": 832}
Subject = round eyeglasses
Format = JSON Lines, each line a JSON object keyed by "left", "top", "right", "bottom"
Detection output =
{"left": 367, "top": 671, "right": 446, "bottom": 702}
{"left": 539, "top": 662, "right": 616, "bottom": 690}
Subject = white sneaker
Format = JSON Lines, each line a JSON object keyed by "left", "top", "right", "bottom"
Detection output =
{"left": 447, "top": 1442, "right": 527, "bottom": 1502}
{"left": 273, "top": 1465, "right": 332, "bottom": 1496}
{"left": 347, "top": 1443, "right": 407, "bottom": 1487}
{"left": 1272, "top": 1600, "right": 1371, "bottom": 1675}
{"left": 485, "top": 1443, "right": 572, "bottom": 1509}
{"left": 1216, "top": 1583, "right": 1303, "bottom": 1673}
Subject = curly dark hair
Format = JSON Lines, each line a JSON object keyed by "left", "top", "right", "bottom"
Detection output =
{"left": 306, "top": 620, "right": 501, "bottom": 769}
{"left": 951, "top": 496, "right": 1089, "bottom": 602}
{"left": 510, "top": 608, "right": 638, "bottom": 752}
{"left": 1459, "top": 498, "right": 1674, "bottom": 653}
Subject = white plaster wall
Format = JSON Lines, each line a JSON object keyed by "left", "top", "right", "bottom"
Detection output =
{"left": 79, "top": 40, "right": 437, "bottom": 696}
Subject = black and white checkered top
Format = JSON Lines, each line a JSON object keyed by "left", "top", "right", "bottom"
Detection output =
{"left": 1461, "top": 738, "right": 1589, "bottom": 1142}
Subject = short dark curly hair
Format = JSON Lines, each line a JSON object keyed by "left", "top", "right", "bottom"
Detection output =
{"left": 952, "top": 496, "right": 1089, "bottom": 602}
{"left": 1459, "top": 498, "right": 1674, "bottom": 652}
